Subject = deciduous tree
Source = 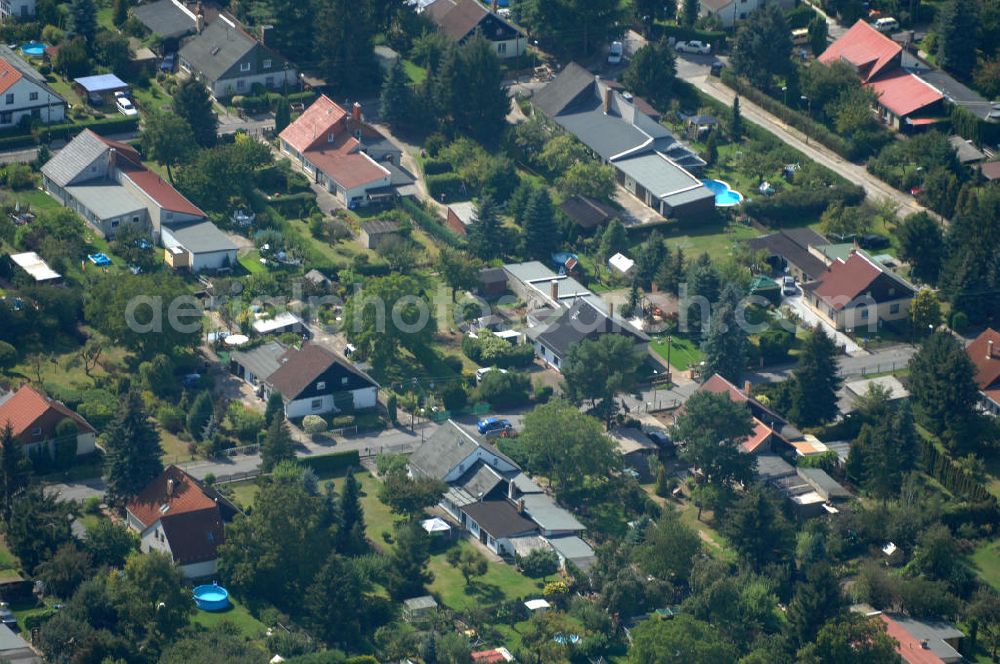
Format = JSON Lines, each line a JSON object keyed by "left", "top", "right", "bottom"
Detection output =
{"left": 629, "top": 614, "right": 737, "bottom": 664}
{"left": 731, "top": 5, "right": 793, "bottom": 91}
{"left": 378, "top": 470, "right": 447, "bottom": 519}
{"left": 140, "top": 113, "right": 198, "bottom": 183}
{"left": 796, "top": 613, "right": 900, "bottom": 664}
{"left": 672, "top": 391, "right": 755, "bottom": 490}
{"left": 786, "top": 563, "right": 846, "bottom": 647}
{"left": 898, "top": 212, "right": 944, "bottom": 284}
{"left": 936, "top": 0, "right": 979, "bottom": 78}
{"left": 621, "top": 39, "right": 676, "bottom": 109}
{"left": 562, "top": 335, "right": 642, "bottom": 427}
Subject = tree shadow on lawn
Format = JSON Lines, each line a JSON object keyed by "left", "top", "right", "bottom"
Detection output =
{"left": 462, "top": 581, "right": 505, "bottom": 604}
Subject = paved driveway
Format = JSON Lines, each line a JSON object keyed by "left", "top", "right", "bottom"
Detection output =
{"left": 46, "top": 478, "right": 106, "bottom": 503}
{"left": 783, "top": 292, "right": 864, "bottom": 355}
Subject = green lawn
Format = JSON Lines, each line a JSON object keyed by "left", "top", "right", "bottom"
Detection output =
{"left": 970, "top": 538, "right": 1000, "bottom": 592}
{"left": 659, "top": 219, "right": 760, "bottom": 263}
{"left": 402, "top": 59, "right": 427, "bottom": 84}
{"left": 15, "top": 188, "right": 59, "bottom": 211}
{"left": 327, "top": 472, "right": 402, "bottom": 550}
{"left": 0, "top": 535, "right": 19, "bottom": 579}
{"left": 190, "top": 596, "right": 267, "bottom": 638}
{"left": 226, "top": 480, "right": 260, "bottom": 511}
{"left": 649, "top": 335, "right": 703, "bottom": 371}
{"left": 427, "top": 539, "right": 545, "bottom": 611}
{"left": 238, "top": 250, "right": 268, "bottom": 275}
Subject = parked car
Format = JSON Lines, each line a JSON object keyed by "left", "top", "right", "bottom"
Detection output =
{"left": 0, "top": 603, "right": 16, "bottom": 627}
{"left": 782, "top": 275, "right": 797, "bottom": 296}
{"left": 873, "top": 17, "right": 899, "bottom": 33}
{"left": 160, "top": 52, "right": 176, "bottom": 72}
{"left": 676, "top": 40, "right": 711, "bottom": 54}
{"left": 475, "top": 366, "right": 508, "bottom": 384}
{"left": 859, "top": 233, "right": 891, "bottom": 250}
{"left": 710, "top": 62, "right": 724, "bottom": 77}
{"left": 114, "top": 92, "right": 138, "bottom": 117}
{"left": 477, "top": 417, "right": 513, "bottom": 438}
{"left": 607, "top": 40, "right": 624, "bottom": 65}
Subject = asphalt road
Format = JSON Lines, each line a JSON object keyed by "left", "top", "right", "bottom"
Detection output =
{"left": 750, "top": 344, "right": 917, "bottom": 384}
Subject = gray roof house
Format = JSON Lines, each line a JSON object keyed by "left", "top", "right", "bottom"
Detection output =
{"left": 534, "top": 62, "right": 714, "bottom": 221}
{"left": 179, "top": 14, "right": 296, "bottom": 98}
{"left": 520, "top": 494, "right": 586, "bottom": 536}
{"left": 528, "top": 298, "right": 650, "bottom": 372}
{"left": 408, "top": 419, "right": 519, "bottom": 484}
{"left": 547, "top": 535, "right": 597, "bottom": 572}
{"left": 132, "top": 0, "right": 197, "bottom": 40}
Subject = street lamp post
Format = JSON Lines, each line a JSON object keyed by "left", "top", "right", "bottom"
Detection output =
{"left": 782, "top": 86, "right": 787, "bottom": 105}
{"left": 801, "top": 95, "right": 811, "bottom": 143}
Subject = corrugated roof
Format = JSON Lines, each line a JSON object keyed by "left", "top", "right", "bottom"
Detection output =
{"left": 231, "top": 341, "right": 284, "bottom": 382}
{"left": 461, "top": 500, "right": 537, "bottom": 538}
{"left": 559, "top": 195, "right": 615, "bottom": 229}
{"left": 361, "top": 219, "right": 400, "bottom": 235}
{"left": 615, "top": 152, "right": 703, "bottom": 199}
{"left": 747, "top": 228, "right": 830, "bottom": 281}
{"left": 866, "top": 69, "right": 943, "bottom": 118}
{"left": 132, "top": 0, "right": 197, "bottom": 39}
{"left": 163, "top": 220, "right": 236, "bottom": 254}
{"left": 819, "top": 19, "right": 901, "bottom": 82}
{"left": 967, "top": 328, "right": 1000, "bottom": 390}
{"left": 546, "top": 535, "right": 596, "bottom": 570}
{"left": 880, "top": 614, "right": 958, "bottom": 664}
{"left": 64, "top": 183, "right": 147, "bottom": 220}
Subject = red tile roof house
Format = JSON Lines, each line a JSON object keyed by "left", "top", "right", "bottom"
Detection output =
{"left": 966, "top": 328, "right": 1000, "bottom": 416}
{"left": 279, "top": 95, "right": 402, "bottom": 209}
{"left": 0, "top": 46, "right": 67, "bottom": 128}
{"left": 819, "top": 20, "right": 945, "bottom": 131}
{"left": 41, "top": 129, "right": 237, "bottom": 272}
{"left": 126, "top": 466, "right": 239, "bottom": 579}
{"left": 0, "top": 384, "right": 97, "bottom": 460}
{"left": 878, "top": 613, "right": 965, "bottom": 663}
{"left": 802, "top": 250, "right": 916, "bottom": 332}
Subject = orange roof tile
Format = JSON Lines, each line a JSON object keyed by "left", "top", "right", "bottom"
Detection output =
{"left": 811, "top": 252, "right": 883, "bottom": 310}
{"left": 700, "top": 373, "right": 749, "bottom": 403}
{"left": 741, "top": 418, "right": 774, "bottom": 453}
{"left": 865, "top": 69, "right": 943, "bottom": 118}
{"left": 0, "top": 59, "right": 23, "bottom": 95}
{"left": 0, "top": 385, "right": 95, "bottom": 438}
{"left": 127, "top": 466, "right": 218, "bottom": 528}
{"left": 120, "top": 168, "right": 205, "bottom": 218}
{"left": 279, "top": 94, "right": 348, "bottom": 154}
{"left": 819, "top": 20, "right": 901, "bottom": 82}
{"left": 966, "top": 328, "right": 1000, "bottom": 390}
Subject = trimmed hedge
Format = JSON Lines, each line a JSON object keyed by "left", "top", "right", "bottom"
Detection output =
{"left": 721, "top": 70, "right": 854, "bottom": 159}
{"left": 398, "top": 196, "right": 464, "bottom": 248}
{"left": 653, "top": 24, "right": 727, "bottom": 50}
{"left": 234, "top": 90, "right": 317, "bottom": 113}
{"left": 426, "top": 172, "right": 466, "bottom": 200}
{"left": 299, "top": 450, "right": 361, "bottom": 475}
{"left": 264, "top": 191, "right": 317, "bottom": 218}
{"left": 743, "top": 184, "right": 866, "bottom": 226}
{"left": 423, "top": 159, "right": 453, "bottom": 175}
{"left": 0, "top": 115, "right": 140, "bottom": 150}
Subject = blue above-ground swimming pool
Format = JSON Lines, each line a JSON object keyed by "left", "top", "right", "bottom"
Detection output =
{"left": 701, "top": 178, "right": 744, "bottom": 207}
{"left": 193, "top": 583, "right": 231, "bottom": 611}
{"left": 88, "top": 253, "right": 111, "bottom": 266}
{"left": 20, "top": 42, "right": 46, "bottom": 57}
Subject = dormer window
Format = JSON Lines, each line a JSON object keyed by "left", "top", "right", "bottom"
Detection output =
{"left": 240, "top": 62, "right": 251, "bottom": 72}
{"left": 316, "top": 381, "right": 326, "bottom": 390}
{"left": 328, "top": 131, "right": 335, "bottom": 143}
{"left": 31, "top": 427, "right": 41, "bottom": 437}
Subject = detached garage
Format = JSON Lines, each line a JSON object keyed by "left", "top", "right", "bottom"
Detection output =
{"left": 161, "top": 221, "right": 237, "bottom": 272}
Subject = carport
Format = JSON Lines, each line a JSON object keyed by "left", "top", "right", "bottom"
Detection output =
{"left": 73, "top": 74, "right": 129, "bottom": 106}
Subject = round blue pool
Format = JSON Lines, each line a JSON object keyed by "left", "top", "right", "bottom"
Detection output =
{"left": 193, "top": 583, "right": 230, "bottom": 611}
{"left": 701, "top": 178, "right": 744, "bottom": 207}
{"left": 20, "top": 42, "right": 45, "bottom": 57}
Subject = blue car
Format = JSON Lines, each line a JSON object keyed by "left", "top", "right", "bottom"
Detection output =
{"left": 477, "top": 417, "right": 512, "bottom": 437}
{"left": 160, "top": 53, "right": 176, "bottom": 72}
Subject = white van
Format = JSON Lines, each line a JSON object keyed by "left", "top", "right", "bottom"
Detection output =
{"left": 475, "top": 367, "right": 508, "bottom": 384}
{"left": 874, "top": 17, "right": 899, "bottom": 33}
{"left": 608, "top": 41, "right": 624, "bottom": 65}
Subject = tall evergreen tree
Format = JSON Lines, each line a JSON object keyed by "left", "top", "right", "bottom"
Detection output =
{"left": 67, "top": 0, "right": 97, "bottom": 47}
{"left": 448, "top": 37, "right": 509, "bottom": 143}
{"left": 682, "top": 0, "right": 699, "bottom": 27}
{"left": 598, "top": 218, "right": 629, "bottom": 263}
{"left": 936, "top": 0, "right": 979, "bottom": 78}
{"left": 379, "top": 58, "right": 415, "bottom": 130}
{"left": 172, "top": 79, "right": 218, "bottom": 149}
{"left": 274, "top": 97, "right": 291, "bottom": 135}
{"left": 722, "top": 486, "right": 795, "bottom": 572}
{"left": 790, "top": 326, "right": 841, "bottom": 426}
{"left": 655, "top": 245, "right": 684, "bottom": 295}
{"left": 261, "top": 414, "right": 296, "bottom": 472}
{"left": 731, "top": 96, "right": 743, "bottom": 141}
{"left": 313, "top": 0, "right": 381, "bottom": 92}
{"left": 786, "top": 563, "right": 846, "bottom": 647}
{"left": 112, "top": 0, "right": 129, "bottom": 27}
{"left": 103, "top": 391, "right": 164, "bottom": 505}
{"left": 701, "top": 301, "right": 749, "bottom": 384}
{"left": 384, "top": 521, "right": 433, "bottom": 600}
{"left": 186, "top": 391, "right": 214, "bottom": 441}
{"left": 336, "top": 472, "right": 367, "bottom": 555}
{"left": 264, "top": 391, "right": 285, "bottom": 426}
{"left": 731, "top": 4, "right": 794, "bottom": 91}
{"left": 683, "top": 253, "right": 721, "bottom": 337}
{"left": 7, "top": 487, "right": 73, "bottom": 573}
{"left": 467, "top": 195, "right": 506, "bottom": 261}
{"left": 635, "top": 230, "right": 663, "bottom": 287}
{"left": 521, "top": 188, "right": 558, "bottom": 260}
{"left": 0, "top": 421, "right": 30, "bottom": 524}
{"left": 305, "top": 553, "right": 365, "bottom": 648}
{"left": 908, "top": 330, "right": 980, "bottom": 447}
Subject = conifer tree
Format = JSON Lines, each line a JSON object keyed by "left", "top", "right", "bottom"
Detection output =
{"left": 261, "top": 414, "right": 295, "bottom": 472}
{"left": 104, "top": 391, "right": 164, "bottom": 505}
{"left": 521, "top": 188, "right": 558, "bottom": 260}
{"left": 467, "top": 195, "right": 506, "bottom": 261}
{"left": 790, "top": 325, "right": 841, "bottom": 426}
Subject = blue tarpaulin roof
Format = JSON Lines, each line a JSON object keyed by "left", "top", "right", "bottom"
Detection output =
{"left": 73, "top": 74, "right": 128, "bottom": 92}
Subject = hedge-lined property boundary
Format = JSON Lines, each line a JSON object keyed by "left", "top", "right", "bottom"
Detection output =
{"left": 0, "top": 116, "right": 140, "bottom": 150}
{"left": 299, "top": 449, "right": 362, "bottom": 475}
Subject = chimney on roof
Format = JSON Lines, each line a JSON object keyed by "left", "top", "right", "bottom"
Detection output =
{"left": 508, "top": 480, "right": 516, "bottom": 500}
{"left": 603, "top": 86, "right": 612, "bottom": 114}
{"left": 744, "top": 380, "right": 753, "bottom": 395}
{"left": 167, "top": 478, "right": 176, "bottom": 496}
{"left": 550, "top": 279, "right": 559, "bottom": 302}
{"left": 260, "top": 24, "right": 273, "bottom": 47}
{"left": 608, "top": 301, "right": 614, "bottom": 319}
{"left": 989, "top": 339, "right": 995, "bottom": 359}
{"left": 352, "top": 101, "right": 361, "bottom": 123}
{"left": 920, "top": 640, "right": 929, "bottom": 650}
{"left": 196, "top": 13, "right": 204, "bottom": 33}
{"left": 107, "top": 147, "right": 116, "bottom": 179}
{"left": 517, "top": 498, "right": 525, "bottom": 514}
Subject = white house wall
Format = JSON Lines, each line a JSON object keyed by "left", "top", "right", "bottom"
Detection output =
{"left": 179, "top": 559, "right": 217, "bottom": 579}
{"left": 285, "top": 386, "right": 378, "bottom": 419}
{"left": 442, "top": 447, "right": 519, "bottom": 484}
{"left": 0, "top": 77, "right": 65, "bottom": 127}
{"left": 211, "top": 70, "right": 297, "bottom": 99}
{"left": 189, "top": 248, "right": 237, "bottom": 272}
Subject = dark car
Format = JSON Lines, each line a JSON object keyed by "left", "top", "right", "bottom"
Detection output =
{"left": 710, "top": 62, "right": 724, "bottom": 77}
{"left": 160, "top": 53, "right": 176, "bottom": 72}
{"left": 477, "top": 417, "right": 513, "bottom": 438}
{"left": 859, "top": 234, "right": 891, "bottom": 250}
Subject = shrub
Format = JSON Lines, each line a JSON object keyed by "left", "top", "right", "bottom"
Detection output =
{"left": 331, "top": 415, "right": 356, "bottom": 429}
{"left": 425, "top": 133, "right": 446, "bottom": 157}
{"left": 299, "top": 450, "right": 361, "bottom": 475}
{"left": 517, "top": 548, "right": 559, "bottom": 578}
{"left": 302, "top": 415, "right": 328, "bottom": 434}
{"left": 83, "top": 496, "right": 102, "bottom": 515}
{"left": 758, "top": 326, "right": 794, "bottom": 364}
{"left": 462, "top": 332, "right": 535, "bottom": 368}
{"left": 426, "top": 172, "right": 466, "bottom": 201}
{"left": 950, "top": 311, "right": 968, "bottom": 332}
{"left": 423, "top": 159, "right": 453, "bottom": 175}
{"left": 156, "top": 405, "right": 185, "bottom": 434}
{"left": 743, "top": 185, "right": 865, "bottom": 226}
{"left": 226, "top": 402, "right": 265, "bottom": 443}
{"left": 476, "top": 371, "right": 531, "bottom": 408}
